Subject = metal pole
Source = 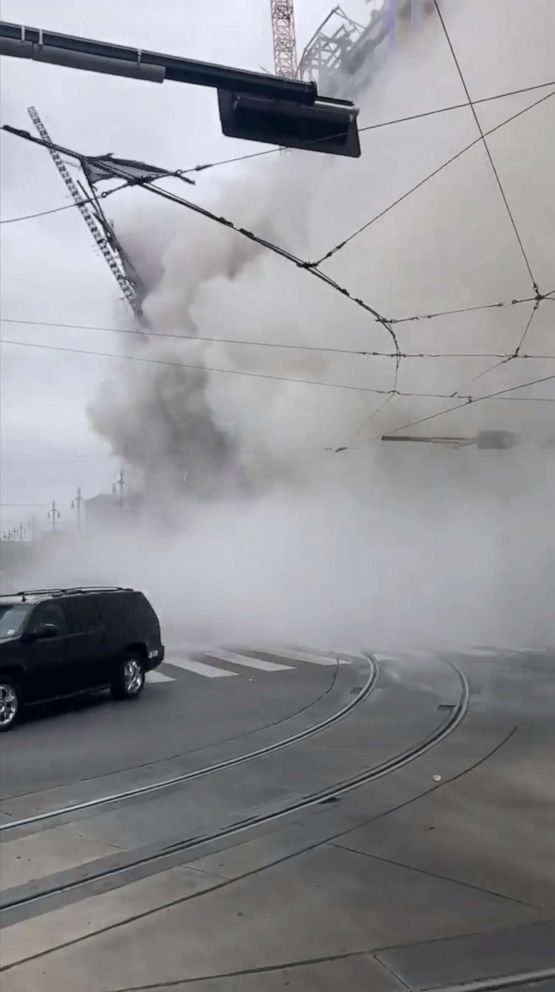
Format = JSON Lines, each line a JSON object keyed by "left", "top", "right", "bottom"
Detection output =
{"left": 48, "top": 500, "right": 60, "bottom": 531}
{"left": 0, "top": 21, "right": 316, "bottom": 103}
{"left": 113, "top": 469, "right": 125, "bottom": 507}
{"left": 72, "top": 486, "right": 83, "bottom": 532}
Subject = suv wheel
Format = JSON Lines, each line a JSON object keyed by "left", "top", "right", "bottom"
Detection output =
{"left": 111, "top": 654, "right": 145, "bottom": 701}
{"left": 0, "top": 679, "right": 21, "bottom": 732}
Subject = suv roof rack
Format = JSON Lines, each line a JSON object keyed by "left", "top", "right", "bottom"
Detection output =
{"left": 0, "top": 586, "right": 132, "bottom": 601}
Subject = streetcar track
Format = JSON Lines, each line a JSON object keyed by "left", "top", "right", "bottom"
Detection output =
{"left": 0, "top": 655, "right": 376, "bottom": 834}
{"left": 0, "top": 661, "right": 468, "bottom": 918}
{"left": 0, "top": 655, "right": 342, "bottom": 804}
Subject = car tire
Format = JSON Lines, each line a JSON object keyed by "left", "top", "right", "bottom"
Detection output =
{"left": 111, "top": 654, "right": 145, "bottom": 701}
{"left": 0, "top": 678, "right": 22, "bottom": 732}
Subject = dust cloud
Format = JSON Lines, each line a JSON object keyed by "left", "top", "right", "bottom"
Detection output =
{"left": 15, "top": 6, "right": 555, "bottom": 651}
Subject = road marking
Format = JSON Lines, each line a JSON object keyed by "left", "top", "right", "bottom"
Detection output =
{"left": 261, "top": 648, "right": 341, "bottom": 667}
{"left": 146, "top": 670, "right": 175, "bottom": 683}
{"left": 164, "top": 657, "right": 238, "bottom": 678}
{"left": 208, "top": 650, "right": 293, "bottom": 672}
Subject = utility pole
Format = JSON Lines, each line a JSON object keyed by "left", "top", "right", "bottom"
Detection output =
{"left": 48, "top": 500, "right": 60, "bottom": 532}
{"left": 28, "top": 515, "right": 37, "bottom": 542}
{"left": 17, "top": 522, "right": 25, "bottom": 542}
{"left": 113, "top": 469, "right": 125, "bottom": 508}
{"left": 71, "top": 486, "right": 84, "bottom": 533}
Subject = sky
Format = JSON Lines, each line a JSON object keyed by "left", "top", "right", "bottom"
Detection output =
{"left": 0, "top": 0, "right": 355, "bottom": 533}
{"left": 1, "top": 0, "right": 554, "bottom": 536}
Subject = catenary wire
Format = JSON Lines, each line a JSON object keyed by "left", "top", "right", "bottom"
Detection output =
{"left": 99, "top": 162, "right": 402, "bottom": 362}
{"left": 175, "top": 79, "right": 555, "bottom": 174}
{"left": 0, "top": 182, "right": 129, "bottom": 226}
{"left": 1, "top": 58, "right": 552, "bottom": 462}
{"left": 0, "top": 337, "right": 459, "bottom": 399}
{"left": 2, "top": 339, "right": 553, "bottom": 409}
{"left": 5, "top": 79, "right": 554, "bottom": 226}
{"left": 433, "top": 0, "right": 539, "bottom": 293}
{"left": 382, "top": 373, "right": 555, "bottom": 438}
{"left": 310, "top": 88, "right": 555, "bottom": 267}
{"left": 389, "top": 295, "right": 538, "bottom": 324}
{"left": 4, "top": 316, "right": 555, "bottom": 361}
{"left": 457, "top": 301, "right": 540, "bottom": 390}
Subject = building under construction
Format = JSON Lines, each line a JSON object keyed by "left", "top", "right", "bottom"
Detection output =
{"left": 299, "top": 1, "right": 434, "bottom": 96}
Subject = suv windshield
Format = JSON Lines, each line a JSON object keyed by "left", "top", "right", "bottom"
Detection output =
{"left": 0, "top": 603, "right": 32, "bottom": 640}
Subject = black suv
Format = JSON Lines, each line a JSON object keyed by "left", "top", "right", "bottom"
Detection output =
{"left": 0, "top": 587, "right": 164, "bottom": 731}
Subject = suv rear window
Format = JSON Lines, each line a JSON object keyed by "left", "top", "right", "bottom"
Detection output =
{"left": 62, "top": 597, "right": 103, "bottom": 634}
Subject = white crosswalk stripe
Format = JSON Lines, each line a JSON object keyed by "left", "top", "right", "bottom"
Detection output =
{"left": 164, "top": 656, "right": 238, "bottom": 678}
{"left": 207, "top": 650, "right": 293, "bottom": 672}
{"left": 146, "top": 670, "right": 175, "bottom": 683}
{"left": 158, "top": 646, "right": 353, "bottom": 681}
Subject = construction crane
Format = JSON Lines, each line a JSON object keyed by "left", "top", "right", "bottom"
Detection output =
{"left": 27, "top": 106, "right": 145, "bottom": 322}
{"left": 270, "top": 0, "right": 298, "bottom": 78}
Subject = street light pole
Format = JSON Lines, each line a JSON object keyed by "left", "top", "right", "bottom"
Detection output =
{"left": 113, "top": 469, "right": 125, "bottom": 508}
{"left": 48, "top": 500, "right": 60, "bottom": 532}
{"left": 72, "top": 486, "right": 83, "bottom": 532}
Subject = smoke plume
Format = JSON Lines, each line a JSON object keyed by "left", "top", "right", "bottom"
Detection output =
{"left": 33, "top": 7, "right": 555, "bottom": 650}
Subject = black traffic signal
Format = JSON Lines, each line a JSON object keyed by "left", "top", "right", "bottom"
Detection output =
{"left": 218, "top": 90, "right": 361, "bottom": 157}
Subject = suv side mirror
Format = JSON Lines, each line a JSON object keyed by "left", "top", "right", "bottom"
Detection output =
{"left": 32, "top": 623, "right": 59, "bottom": 640}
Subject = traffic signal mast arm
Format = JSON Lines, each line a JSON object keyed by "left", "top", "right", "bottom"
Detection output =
{"left": 0, "top": 20, "right": 360, "bottom": 157}
{"left": 0, "top": 21, "right": 314, "bottom": 101}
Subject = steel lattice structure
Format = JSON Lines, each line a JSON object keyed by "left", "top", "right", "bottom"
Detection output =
{"left": 270, "top": 0, "right": 298, "bottom": 78}
{"left": 27, "top": 106, "right": 145, "bottom": 322}
{"left": 299, "top": 1, "right": 434, "bottom": 94}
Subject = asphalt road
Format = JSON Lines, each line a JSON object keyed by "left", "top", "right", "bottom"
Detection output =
{"left": 0, "top": 644, "right": 554, "bottom": 992}
{"left": 0, "top": 645, "right": 339, "bottom": 798}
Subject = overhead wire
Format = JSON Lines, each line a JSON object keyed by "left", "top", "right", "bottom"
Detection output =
{"left": 455, "top": 300, "right": 539, "bottom": 391}
{"left": 100, "top": 161, "right": 402, "bottom": 364}
{"left": 310, "top": 88, "right": 555, "bottom": 267}
{"left": 1, "top": 201, "right": 91, "bottom": 225}
{"left": 357, "top": 78, "right": 555, "bottom": 134}
{"left": 4, "top": 78, "right": 554, "bottom": 226}
{"left": 4, "top": 315, "right": 554, "bottom": 361}
{"left": 428, "top": 2, "right": 551, "bottom": 407}
{"left": 433, "top": 0, "right": 539, "bottom": 294}
{"left": 176, "top": 78, "right": 555, "bottom": 175}
{"left": 1, "top": 44, "right": 552, "bottom": 457}
{"left": 389, "top": 295, "right": 538, "bottom": 324}
{"left": 514, "top": 299, "right": 542, "bottom": 354}
{"left": 380, "top": 373, "right": 555, "bottom": 439}
{"left": 2, "top": 340, "right": 553, "bottom": 412}
{"left": 0, "top": 182, "right": 129, "bottom": 226}
{"left": 0, "top": 336, "right": 456, "bottom": 399}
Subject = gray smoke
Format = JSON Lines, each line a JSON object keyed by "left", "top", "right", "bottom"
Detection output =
{"left": 87, "top": 163, "right": 313, "bottom": 501}
{"left": 47, "top": 3, "right": 553, "bottom": 651}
